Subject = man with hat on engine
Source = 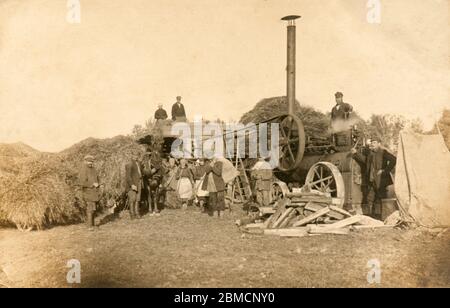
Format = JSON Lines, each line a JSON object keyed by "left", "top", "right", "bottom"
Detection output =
{"left": 78, "top": 155, "right": 101, "bottom": 231}
{"left": 330, "top": 92, "right": 354, "bottom": 148}
{"left": 171, "top": 96, "right": 187, "bottom": 121}
{"left": 331, "top": 92, "right": 353, "bottom": 121}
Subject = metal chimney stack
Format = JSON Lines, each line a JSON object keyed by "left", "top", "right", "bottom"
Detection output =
{"left": 282, "top": 15, "right": 301, "bottom": 115}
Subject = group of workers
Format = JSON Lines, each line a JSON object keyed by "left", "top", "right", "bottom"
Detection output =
{"left": 351, "top": 138, "right": 396, "bottom": 219}
{"left": 78, "top": 150, "right": 230, "bottom": 230}
{"left": 78, "top": 91, "right": 396, "bottom": 230}
{"left": 330, "top": 91, "right": 397, "bottom": 219}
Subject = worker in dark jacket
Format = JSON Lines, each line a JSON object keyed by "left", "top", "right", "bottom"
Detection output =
{"left": 154, "top": 104, "right": 168, "bottom": 120}
{"left": 351, "top": 143, "right": 372, "bottom": 214}
{"left": 331, "top": 92, "right": 353, "bottom": 121}
{"left": 331, "top": 92, "right": 354, "bottom": 147}
{"left": 78, "top": 155, "right": 100, "bottom": 230}
{"left": 352, "top": 137, "right": 396, "bottom": 219}
{"left": 125, "top": 153, "right": 143, "bottom": 219}
{"left": 171, "top": 96, "right": 186, "bottom": 121}
{"left": 202, "top": 157, "right": 225, "bottom": 217}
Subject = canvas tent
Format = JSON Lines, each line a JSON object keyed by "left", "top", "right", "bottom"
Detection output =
{"left": 395, "top": 131, "right": 450, "bottom": 227}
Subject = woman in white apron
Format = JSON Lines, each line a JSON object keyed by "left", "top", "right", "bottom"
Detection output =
{"left": 176, "top": 159, "right": 194, "bottom": 210}
{"left": 193, "top": 159, "right": 209, "bottom": 212}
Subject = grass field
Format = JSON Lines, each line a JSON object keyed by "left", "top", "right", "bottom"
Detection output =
{"left": 0, "top": 206, "right": 449, "bottom": 288}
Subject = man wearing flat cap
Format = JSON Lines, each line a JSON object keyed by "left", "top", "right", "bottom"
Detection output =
{"left": 78, "top": 155, "right": 101, "bottom": 231}
{"left": 351, "top": 137, "right": 396, "bottom": 218}
{"left": 171, "top": 96, "right": 187, "bottom": 121}
{"left": 125, "top": 152, "right": 143, "bottom": 219}
{"left": 331, "top": 92, "right": 353, "bottom": 121}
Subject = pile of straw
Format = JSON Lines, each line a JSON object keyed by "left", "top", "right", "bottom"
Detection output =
{"left": 0, "top": 153, "right": 79, "bottom": 230}
{"left": 240, "top": 96, "right": 330, "bottom": 138}
{"left": 0, "top": 136, "right": 145, "bottom": 230}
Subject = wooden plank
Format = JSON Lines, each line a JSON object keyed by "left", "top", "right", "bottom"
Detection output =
{"left": 287, "top": 202, "right": 307, "bottom": 208}
{"left": 314, "top": 215, "right": 361, "bottom": 230}
{"left": 287, "top": 192, "right": 328, "bottom": 198}
{"left": 352, "top": 225, "right": 394, "bottom": 230}
{"left": 292, "top": 207, "right": 330, "bottom": 227}
{"left": 266, "top": 201, "right": 288, "bottom": 228}
{"left": 278, "top": 209, "right": 298, "bottom": 229}
{"left": 264, "top": 228, "right": 309, "bottom": 237}
{"left": 272, "top": 207, "right": 295, "bottom": 229}
{"left": 263, "top": 215, "right": 275, "bottom": 229}
{"left": 304, "top": 203, "right": 345, "bottom": 220}
{"left": 289, "top": 196, "right": 332, "bottom": 203}
{"left": 309, "top": 228, "right": 350, "bottom": 235}
{"left": 329, "top": 205, "right": 353, "bottom": 217}
{"left": 259, "top": 207, "right": 276, "bottom": 215}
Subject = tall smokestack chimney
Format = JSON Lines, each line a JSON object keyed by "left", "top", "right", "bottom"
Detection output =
{"left": 281, "top": 15, "right": 301, "bottom": 116}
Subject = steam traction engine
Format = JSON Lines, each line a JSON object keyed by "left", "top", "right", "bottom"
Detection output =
{"left": 240, "top": 16, "right": 365, "bottom": 212}
{"left": 137, "top": 15, "right": 365, "bottom": 212}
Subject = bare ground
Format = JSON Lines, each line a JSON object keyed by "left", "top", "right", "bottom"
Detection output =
{"left": 0, "top": 206, "right": 449, "bottom": 288}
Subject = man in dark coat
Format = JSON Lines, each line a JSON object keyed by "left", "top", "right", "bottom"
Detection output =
{"left": 125, "top": 153, "right": 143, "bottom": 219}
{"left": 202, "top": 157, "right": 225, "bottom": 217}
{"left": 352, "top": 137, "right": 396, "bottom": 218}
{"left": 154, "top": 104, "right": 168, "bottom": 120}
{"left": 78, "top": 155, "right": 100, "bottom": 230}
{"left": 331, "top": 92, "right": 353, "bottom": 121}
{"left": 331, "top": 92, "right": 354, "bottom": 148}
{"left": 351, "top": 143, "right": 372, "bottom": 215}
{"left": 171, "top": 96, "right": 186, "bottom": 121}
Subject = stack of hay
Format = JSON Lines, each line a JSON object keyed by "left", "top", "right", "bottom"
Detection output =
{"left": 0, "top": 144, "right": 78, "bottom": 230}
{"left": 0, "top": 136, "right": 145, "bottom": 230}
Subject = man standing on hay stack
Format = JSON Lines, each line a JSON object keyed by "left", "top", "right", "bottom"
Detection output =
{"left": 171, "top": 96, "right": 187, "bottom": 121}
{"left": 78, "top": 155, "right": 101, "bottom": 231}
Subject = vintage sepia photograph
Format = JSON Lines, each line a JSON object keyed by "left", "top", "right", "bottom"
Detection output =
{"left": 0, "top": 0, "right": 449, "bottom": 292}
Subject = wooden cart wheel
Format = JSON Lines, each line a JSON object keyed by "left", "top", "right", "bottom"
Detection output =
{"left": 275, "top": 114, "right": 305, "bottom": 172}
{"left": 304, "top": 162, "right": 345, "bottom": 207}
{"left": 270, "top": 181, "right": 289, "bottom": 204}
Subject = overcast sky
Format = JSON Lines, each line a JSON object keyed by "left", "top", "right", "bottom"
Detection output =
{"left": 0, "top": 0, "right": 448, "bottom": 152}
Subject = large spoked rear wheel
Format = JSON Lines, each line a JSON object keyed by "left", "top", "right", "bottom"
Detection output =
{"left": 276, "top": 114, "right": 305, "bottom": 172}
